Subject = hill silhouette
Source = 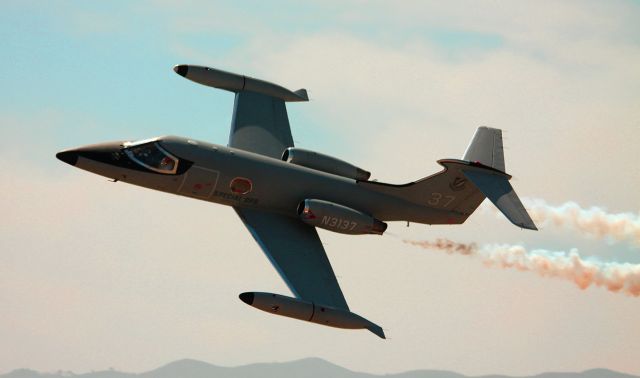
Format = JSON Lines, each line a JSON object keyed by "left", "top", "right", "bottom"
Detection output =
{"left": 2, "top": 358, "right": 637, "bottom": 378}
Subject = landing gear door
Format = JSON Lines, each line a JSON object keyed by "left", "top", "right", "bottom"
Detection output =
{"left": 178, "top": 166, "right": 219, "bottom": 199}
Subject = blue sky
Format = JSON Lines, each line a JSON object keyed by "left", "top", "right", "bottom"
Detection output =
{"left": 2, "top": 2, "right": 240, "bottom": 153}
{"left": 0, "top": 0, "right": 511, "bottom": 160}
{"left": 2, "top": 1, "right": 639, "bottom": 376}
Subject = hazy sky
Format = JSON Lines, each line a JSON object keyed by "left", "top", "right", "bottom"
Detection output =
{"left": 1, "top": 1, "right": 639, "bottom": 376}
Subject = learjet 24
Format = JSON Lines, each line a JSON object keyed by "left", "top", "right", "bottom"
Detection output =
{"left": 56, "top": 65, "right": 537, "bottom": 339}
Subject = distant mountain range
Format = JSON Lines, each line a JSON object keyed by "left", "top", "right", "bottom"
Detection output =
{"left": 2, "top": 358, "right": 638, "bottom": 378}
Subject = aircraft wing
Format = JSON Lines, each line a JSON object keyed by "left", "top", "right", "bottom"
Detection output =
{"left": 234, "top": 207, "right": 350, "bottom": 310}
{"left": 228, "top": 91, "right": 295, "bottom": 158}
{"left": 173, "top": 64, "right": 308, "bottom": 159}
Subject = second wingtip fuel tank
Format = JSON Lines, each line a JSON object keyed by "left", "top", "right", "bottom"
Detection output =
{"left": 239, "top": 292, "right": 386, "bottom": 339}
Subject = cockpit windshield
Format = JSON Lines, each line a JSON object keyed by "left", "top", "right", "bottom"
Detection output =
{"left": 124, "top": 141, "right": 179, "bottom": 174}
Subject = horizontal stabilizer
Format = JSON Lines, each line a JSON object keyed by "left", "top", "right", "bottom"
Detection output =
{"left": 367, "top": 323, "right": 386, "bottom": 339}
{"left": 463, "top": 169, "right": 537, "bottom": 230}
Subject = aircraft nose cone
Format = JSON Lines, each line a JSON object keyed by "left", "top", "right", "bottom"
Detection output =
{"left": 239, "top": 292, "right": 254, "bottom": 305}
{"left": 173, "top": 64, "right": 188, "bottom": 77}
{"left": 56, "top": 141, "right": 126, "bottom": 168}
{"left": 56, "top": 150, "right": 79, "bottom": 166}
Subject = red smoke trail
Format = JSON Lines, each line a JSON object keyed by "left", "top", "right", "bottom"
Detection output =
{"left": 403, "top": 239, "right": 640, "bottom": 297}
{"left": 521, "top": 199, "right": 640, "bottom": 245}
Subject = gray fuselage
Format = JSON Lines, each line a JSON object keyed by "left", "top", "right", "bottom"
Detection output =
{"left": 57, "top": 135, "right": 452, "bottom": 224}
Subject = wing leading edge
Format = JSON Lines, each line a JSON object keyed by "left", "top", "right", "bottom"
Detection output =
{"left": 234, "top": 207, "right": 349, "bottom": 310}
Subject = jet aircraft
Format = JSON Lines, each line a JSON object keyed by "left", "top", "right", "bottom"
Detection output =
{"left": 56, "top": 65, "right": 537, "bottom": 339}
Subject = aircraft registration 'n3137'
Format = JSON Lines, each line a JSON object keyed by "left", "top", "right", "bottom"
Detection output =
{"left": 56, "top": 65, "right": 537, "bottom": 339}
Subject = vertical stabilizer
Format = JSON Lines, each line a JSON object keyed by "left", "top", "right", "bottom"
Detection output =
{"left": 358, "top": 126, "right": 536, "bottom": 230}
{"left": 463, "top": 127, "right": 505, "bottom": 172}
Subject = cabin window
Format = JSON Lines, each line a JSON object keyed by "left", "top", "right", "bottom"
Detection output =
{"left": 125, "top": 142, "right": 179, "bottom": 174}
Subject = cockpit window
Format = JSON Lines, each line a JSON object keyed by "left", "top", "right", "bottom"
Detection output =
{"left": 124, "top": 142, "right": 179, "bottom": 174}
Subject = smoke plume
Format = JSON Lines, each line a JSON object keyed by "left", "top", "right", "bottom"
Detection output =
{"left": 522, "top": 199, "right": 640, "bottom": 245}
{"left": 403, "top": 239, "right": 640, "bottom": 297}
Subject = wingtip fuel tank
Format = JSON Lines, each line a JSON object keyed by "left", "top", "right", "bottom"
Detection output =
{"left": 173, "top": 64, "right": 309, "bottom": 102}
{"left": 239, "top": 292, "right": 385, "bottom": 339}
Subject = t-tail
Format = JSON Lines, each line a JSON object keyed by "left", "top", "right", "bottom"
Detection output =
{"left": 361, "top": 127, "right": 537, "bottom": 230}
{"left": 460, "top": 127, "right": 537, "bottom": 230}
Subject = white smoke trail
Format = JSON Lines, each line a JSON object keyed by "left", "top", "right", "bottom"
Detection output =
{"left": 522, "top": 199, "right": 640, "bottom": 245}
{"left": 403, "top": 239, "right": 640, "bottom": 297}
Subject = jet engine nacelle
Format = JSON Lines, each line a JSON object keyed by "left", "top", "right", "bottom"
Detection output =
{"left": 298, "top": 199, "right": 387, "bottom": 235}
{"left": 282, "top": 148, "right": 371, "bottom": 181}
{"left": 239, "top": 291, "right": 385, "bottom": 338}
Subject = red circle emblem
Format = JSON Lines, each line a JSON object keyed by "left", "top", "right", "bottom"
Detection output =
{"left": 230, "top": 177, "right": 252, "bottom": 194}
